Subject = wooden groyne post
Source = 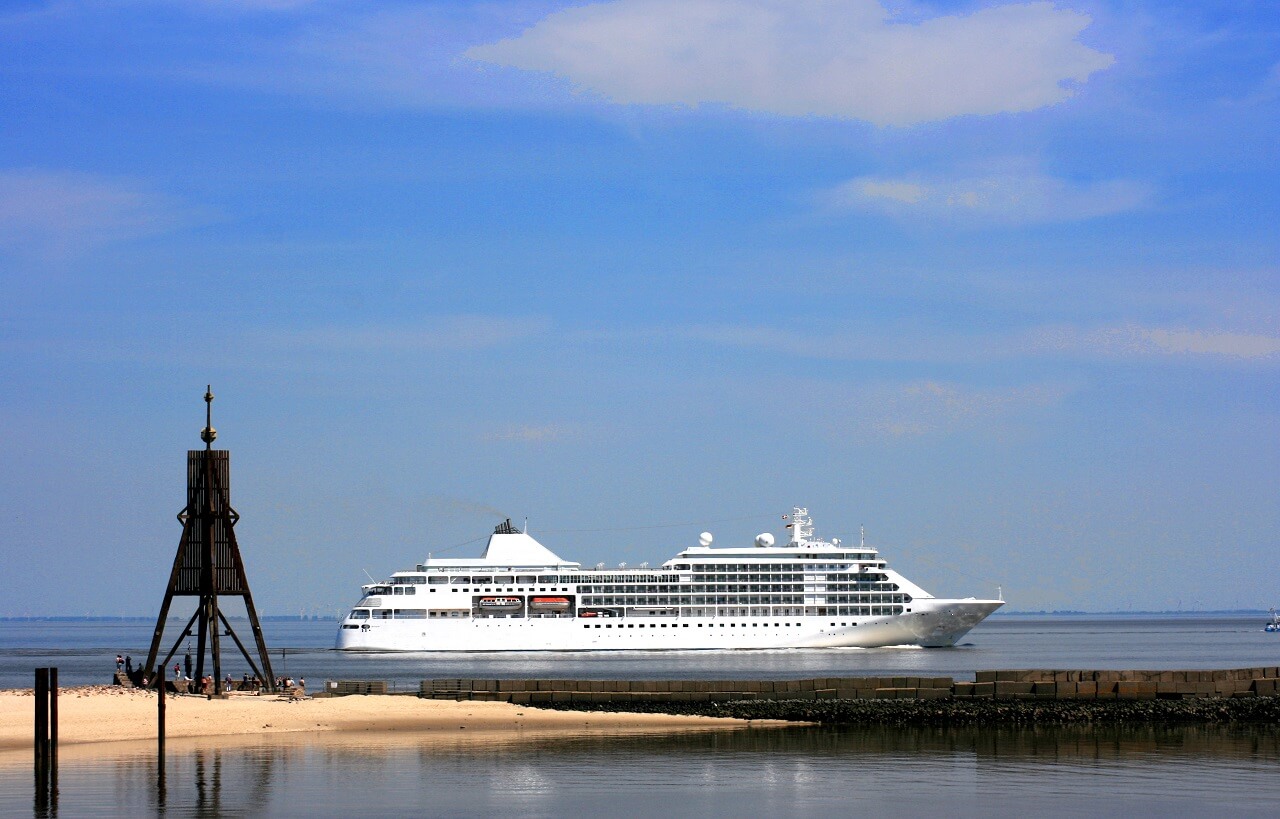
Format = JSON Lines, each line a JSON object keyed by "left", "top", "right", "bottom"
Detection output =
{"left": 157, "top": 664, "right": 166, "bottom": 756}
{"left": 34, "top": 667, "right": 58, "bottom": 810}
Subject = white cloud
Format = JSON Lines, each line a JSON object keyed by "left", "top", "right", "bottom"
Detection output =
{"left": 866, "top": 380, "right": 1067, "bottom": 437}
{"left": 642, "top": 319, "right": 1280, "bottom": 366}
{"left": 483, "top": 424, "right": 567, "bottom": 443}
{"left": 826, "top": 163, "right": 1149, "bottom": 224}
{"left": 0, "top": 169, "right": 177, "bottom": 257}
{"left": 466, "top": 0, "right": 1114, "bottom": 125}
{"left": 1039, "top": 325, "right": 1280, "bottom": 360}
{"left": 270, "top": 316, "right": 552, "bottom": 352}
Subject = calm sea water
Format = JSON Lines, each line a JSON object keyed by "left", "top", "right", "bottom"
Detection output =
{"left": 2, "top": 614, "right": 1276, "bottom": 691}
{"left": 3, "top": 615, "right": 1279, "bottom": 817}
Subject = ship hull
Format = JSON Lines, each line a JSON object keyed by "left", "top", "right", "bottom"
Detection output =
{"left": 333, "top": 599, "right": 1002, "bottom": 652}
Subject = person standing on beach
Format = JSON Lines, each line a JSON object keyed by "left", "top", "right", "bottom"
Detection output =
{"left": 184, "top": 652, "right": 192, "bottom": 680}
{"left": 116, "top": 654, "right": 123, "bottom": 670}
{"left": 124, "top": 656, "right": 132, "bottom": 674}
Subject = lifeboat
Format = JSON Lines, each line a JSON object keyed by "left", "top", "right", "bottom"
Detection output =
{"left": 529, "top": 596, "right": 571, "bottom": 611}
{"left": 477, "top": 596, "right": 523, "bottom": 609}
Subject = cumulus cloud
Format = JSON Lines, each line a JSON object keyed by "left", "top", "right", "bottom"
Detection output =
{"left": 825, "top": 162, "right": 1150, "bottom": 224}
{"left": 0, "top": 169, "right": 177, "bottom": 257}
{"left": 466, "top": 0, "right": 1114, "bottom": 125}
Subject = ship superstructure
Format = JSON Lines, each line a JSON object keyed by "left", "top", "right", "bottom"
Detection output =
{"left": 334, "top": 508, "right": 1002, "bottom": 651}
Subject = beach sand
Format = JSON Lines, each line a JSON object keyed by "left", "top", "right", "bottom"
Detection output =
{"left": 1, "top": 686, "right": 766, "bottom": 757}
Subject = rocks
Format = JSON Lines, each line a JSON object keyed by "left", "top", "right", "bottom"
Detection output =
{"left": 531, "top": 696, "right": 1280, "bottom": 726}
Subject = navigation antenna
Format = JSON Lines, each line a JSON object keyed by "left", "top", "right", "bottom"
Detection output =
{"left": 787, "top": 507, "right": 814, "bottom": 545}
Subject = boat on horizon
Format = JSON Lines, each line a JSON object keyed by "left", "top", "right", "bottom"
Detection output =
{"left": 334, "top": 507, "right": 1003, "bottom": 652}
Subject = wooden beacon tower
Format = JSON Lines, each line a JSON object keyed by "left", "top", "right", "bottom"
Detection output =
{"left": 144, "top": 387, "right": 276, "bottom": 694}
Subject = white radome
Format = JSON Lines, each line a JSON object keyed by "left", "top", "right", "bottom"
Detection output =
{"left": 698, "top": 531, "right": 713, "bottom": 546}
{"left": 755, "top": 532, "right": 775, "bottom": 548}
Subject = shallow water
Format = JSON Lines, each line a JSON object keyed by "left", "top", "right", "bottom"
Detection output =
{"left": 6, "top": 723, "right": 1280, "bottom": 817}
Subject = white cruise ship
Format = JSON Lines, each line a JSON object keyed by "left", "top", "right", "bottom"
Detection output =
{"left": 334, "top": 508, "right": 1003, "bottom": 651}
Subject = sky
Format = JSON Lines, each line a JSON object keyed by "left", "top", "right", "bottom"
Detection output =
{"left": 1, "top": 0, "right": 1277, "bottom": 618}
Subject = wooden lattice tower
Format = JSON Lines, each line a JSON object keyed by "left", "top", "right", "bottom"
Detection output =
{"left": 144, "top": 387, "right": 276, "bottom": 694}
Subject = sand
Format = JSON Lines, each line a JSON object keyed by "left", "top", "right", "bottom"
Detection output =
{"left": 1, "top": 686, "right": 763, "bottom": 756}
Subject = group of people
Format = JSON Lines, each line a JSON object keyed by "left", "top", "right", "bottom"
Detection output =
{"left": 117, "top": 652, "right": 303, "bottom": 693}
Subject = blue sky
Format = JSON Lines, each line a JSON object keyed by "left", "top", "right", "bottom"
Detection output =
{"left": 1, "top": 0, "right": 1276, "bottom": 617}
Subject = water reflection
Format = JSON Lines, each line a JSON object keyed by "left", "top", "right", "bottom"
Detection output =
{"left": 8, "top": 723, "right": 1280, "bottom": 817}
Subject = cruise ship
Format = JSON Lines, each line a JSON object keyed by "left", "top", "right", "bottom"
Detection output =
{"left": 334, "top": 508, "right": 1003, "bottom": 651}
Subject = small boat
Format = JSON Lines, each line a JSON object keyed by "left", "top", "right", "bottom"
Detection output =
{"left": 477, "top": 596, "right": 523, "bottom": 610}
{"left": 529, "top": 596, "right": 571, "bottom": 611}
{"left": 1266, "top": 608, "right": 1280, "bottom": 633}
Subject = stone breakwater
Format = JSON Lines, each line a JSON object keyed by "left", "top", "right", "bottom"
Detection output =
{"left": 409, "top": 667, "right": 1280, "bottom": 705}
{"left": 395, "top": 668, "right": 1280, "bottom": 723}
{"left": 535, "top": 695, "right": 1280, "bottom": 726}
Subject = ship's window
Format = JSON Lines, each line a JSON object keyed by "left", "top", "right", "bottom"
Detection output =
{"left": 350, "top": 610, "right": 369, "bottom": 619}
{"left": 405, "top": 587, "right": 416, "bottom": 595}
{"left": 428, "top": 576, "right": 448, "bottom": 585}
{"left": 393, "top": 587, "right": 403, "bottom": 595}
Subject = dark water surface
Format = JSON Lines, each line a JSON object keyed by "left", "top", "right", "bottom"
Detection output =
{"left": 4, "top": 615, "right": 1279, "bottom": 816}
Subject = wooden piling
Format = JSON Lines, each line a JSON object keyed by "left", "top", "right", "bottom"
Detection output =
{"left": 157, "top": 664, "right": 166, "bottom": 757}
{"left": 34, "top": 668, "right": 48, "bottom": 773}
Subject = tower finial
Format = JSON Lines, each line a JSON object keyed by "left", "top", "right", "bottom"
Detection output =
{"left": 200, "top": 385, "right": 217, "bottom": 447}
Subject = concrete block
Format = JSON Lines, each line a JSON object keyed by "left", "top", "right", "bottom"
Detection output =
{"left": 975, "top": 671, "right": 998, "bottom": 683}
{"left": 917, "top": 688, "right": 949, "bottom": 700}
{"left": 971, "top": 682, "right": 995, "bottom": 698}
{"left": 994, "top": 681, "right": 1034, "bottom": 698}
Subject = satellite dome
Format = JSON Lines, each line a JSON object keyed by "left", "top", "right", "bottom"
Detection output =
{"left": 698, "top": 532, "right": 713, "bottom": 547}
{"left": 754, "top": 532, "right": 775, "bottom": 548}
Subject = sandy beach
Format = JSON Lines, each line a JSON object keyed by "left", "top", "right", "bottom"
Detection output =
{"left": 1, "top": 686, "right": 764, "bottom": 756}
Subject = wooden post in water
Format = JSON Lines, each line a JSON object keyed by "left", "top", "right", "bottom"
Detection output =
{"left": 34, "top": 668, "right": 47, "bottom": 775}
{"left": 34, "top": 666, "right": 57, "bottom": 812}
{"left": 49, "top": 667, "right": 58, "bottom": 768}
{"left": 157, "top": 664, "right": 167, "bottom": 757}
